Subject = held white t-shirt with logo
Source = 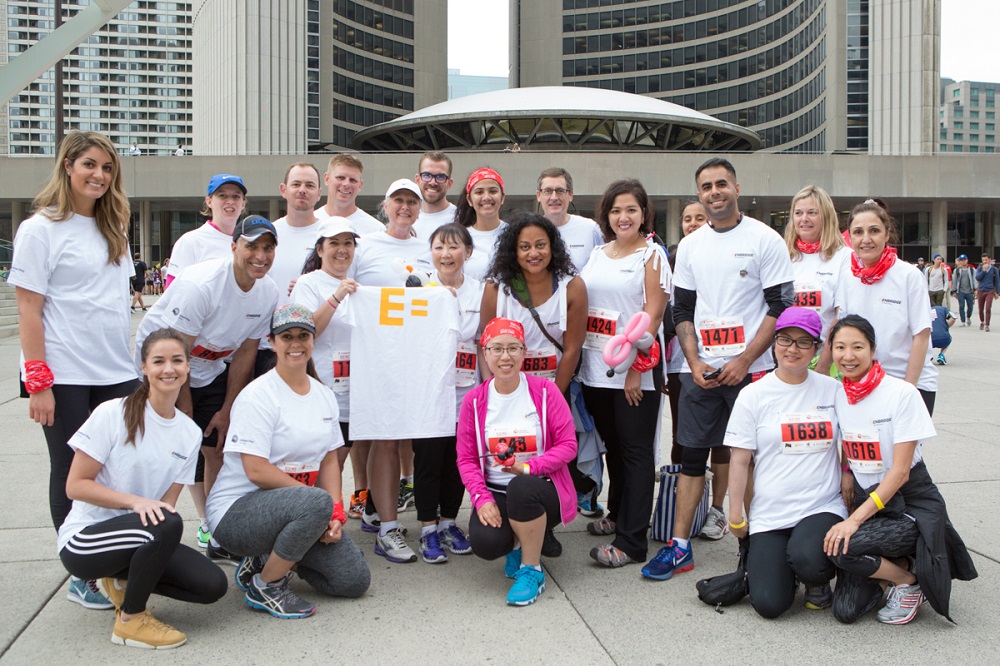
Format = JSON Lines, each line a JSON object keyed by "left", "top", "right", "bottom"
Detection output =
{"left": 791, "top": 246, "right": 852, "bottom": 339}
{"left": 134, "top": 257, "right": 278, "bottom": 388}
{"left": 578, "top": 243, "right": 671, "bottom": 390}
{"left": 464, "top": 222, "right": 507, "bottom": 281}
{"left": 342, "top": 286, "right": 458, "bottom": 440}
{"left": 9, "top": 211, "right": 135, "bottom": 385}
{"left": 484, "top": 374, "right": 544, "bottom": 488}
{"left": 724, "top": 372, "right": 847, "bottom": 534}
{"left": 289, "top": 269, "right": 353, "bottom": 420}
{"left": 556, "top": 214, "right": 605, "bottom": 273}
{"left": 350, "top": 232, "right": 432, "bottom": 286}
{"left": 834, "top": 259, "right": 937, "bottom": 391}
{"left": 315, "top": 206, "right": 386, "bottom": 236}
{"left": 57, "top": 398, "right": 201, "bottom": 552}
{"left": 437, "top": 273, "right": 485, "bottom": 419}
{"left": 672, "top": 216, "right": 794, "bottom": 373}
{"left": 165, "top": 221, "right": 233, "bottom": 282}
{"left": 205, "top": 370, "right": 344, "bottom": 532}
{"left": 835, "top": 374, "right": 936, "bottom": 491}
{"left": 495, "top": 275, "right": 572, "bottom": 383}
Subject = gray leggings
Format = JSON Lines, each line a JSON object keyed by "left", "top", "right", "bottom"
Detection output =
{"left": 214, "top": 486, "right": 370, "bottom": 598}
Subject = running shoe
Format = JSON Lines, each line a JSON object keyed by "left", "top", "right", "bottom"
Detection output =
{"left": 98, "top": 577, "right": 126, "bottom": 612}
{"left": 235, "top": 554, "right": 268, "bottom": 591}
{"left": 361, "top": 510, "right": 381, "bottom": 533}
{"left": 586, "top": 518, "right": 616, "bottom": 536}
{"left": 245, "top": 574, "right": 316, "bottom": 619}
{"left": 804, "top": 583, "right": 833, "bottom": 610}
{"left": 506, "top": 567, "right": 546, "bottom": 606}
{"left": 877, "top": 583, "right": 924, "bottom": 625}
{"left": 67, "top": 577, "right": 114, "bottom": 610}
{"left": 197, "top": 522, "right": 211, "bottom": 549}
{"left": 577, "top": 489, "right": 605, "bottom": 517}
{"left": 397, "top": 479, "right": 415, "bottom": 512}
{"left": 700, "top": 506, "right": 729, "bottom": 540}
{"left": 542, "top": 529, "right": 563, "bottom": 557}
{"left": 419, "top": 531, "right": 448, "bottom": 564}
{"left": 640, "top": 540, "right": 694, "bottom": 580}
{"left": 112, "top": 609, "right": 187, "bottom": 649}
{"left": 505, "top": 548, "right": 522, "bottom": 579}
{"left": 590, "top": 543, "right": 635, "bottom": 568}
{"left": 374, "top": 528, "right": 417, "bottom": 563}
{"left": 937, "top": 353, "right": 947, "bottom": 366}
{"left": 207, "top": 542, "right": 241, "bottom": 566}
{"left": 439, "top": 524, "right": 472, "bottom": 555}
{"left": 348, "top": 489, "right": 367, "bottom": 519}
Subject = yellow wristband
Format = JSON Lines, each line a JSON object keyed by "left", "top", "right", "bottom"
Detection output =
{"left": 728, "top": 519, "right": 747, "bottom": 530}
{"left": 869, "top": 491, "right": 885, "bottom": 510}
{"left": 523, "top": 463, "right": 530, "bottom": 475}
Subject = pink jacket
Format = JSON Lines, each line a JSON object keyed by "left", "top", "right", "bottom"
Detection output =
{"left": 456, "top": 374, "right": 578, "bottom": 526}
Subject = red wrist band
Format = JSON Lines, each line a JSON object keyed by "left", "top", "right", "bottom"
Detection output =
{"left": 332, "top": 500, "right": 347, "bottom": 525}
{"left": 24, "top": 360, "right": 54, "bottom": 394}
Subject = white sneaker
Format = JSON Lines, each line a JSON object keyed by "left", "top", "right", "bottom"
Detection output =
{"left": 375, "top": 528, "right": 417, "bottom": 563}
{"left": 699, "top": 506, "right": 728, "bottom": 540}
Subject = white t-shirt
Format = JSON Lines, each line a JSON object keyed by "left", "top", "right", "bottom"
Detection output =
{"left": 342, "top": 286, "right": 459, "bottom": 440}
{"left": 350, "top": 232, "right": 432, "bottom": 286}
{"left": 464, "top": 222, "right": 507, "bottom": 281}
{"left": 926, "top": 266, "right": 947, "bottom": 292}
{"left": 269, "top": 217, "right": 321, "bottom": 307}
{"left": 495, "top": 275, "right": 572, "bottom": 383}
{"left": 724, "top": 372, "right": 847, "bottom": 534}
{"left": 9, "top": 211, "right": 135, "bottom": 385}
{"left": 57, "top": 398, "right": 201, "bottom": 552}
{"left": 289, "top": 269, "right": 353, "bottom": 420}
{"left": 134, "top": 258, "right": 278, "bottom": 388}
{"left": 835, "top": 374, "right": 936, "bottom": 490}
{"left": 206, "top": 370, "right": 344, "bottom": 532}
{"left": 166, "top": 221, "right": 233, "bottom": 282}
{"left": 484, "top": 375, "right": 544, "bottom": 488}
{"left": 834, "top": 259, "right": 937, "bottom": 391}
{"left": 790, "top": 246, "right": 852, "bottom": 339}
{"left": 556, "top": 214, "right": 605, "bottom": 273}
{"left": 315, "top": 205, "right": 385, "bottom": 236}
{"left": 413, "top": 204, "right": 458, "bottom": 240}
{"left": 672, "top": 216, "right": 794, "bottom": 373}
{"left": 578, "top": 243, "right": 671, "bottom": 390}
{"left": 437, "top": 273, "right": 485, "bottom": 419}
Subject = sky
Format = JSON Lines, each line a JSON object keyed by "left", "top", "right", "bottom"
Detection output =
{"left": 448, "top": 0, "right": 1000, "bottom": 84}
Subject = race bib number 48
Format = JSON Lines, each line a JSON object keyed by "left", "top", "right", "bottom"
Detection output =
{"left": 779, "top": 412, "right": 834, "bottom": 454}
{"left": 842, "top": 431, "right": 884, "bottom": 474}
{"left": 699, "top": 317, "right": 746, "bottom": 357}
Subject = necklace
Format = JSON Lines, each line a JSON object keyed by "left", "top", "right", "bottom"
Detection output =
{"left": 611, "top": 240, "right": 641, "bottom": 259}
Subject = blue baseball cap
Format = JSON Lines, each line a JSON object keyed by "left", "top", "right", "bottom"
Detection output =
{"left": 958, "top": 254, "right": 968, "bottom": 260}
{"left": 232, "top": 215, "right": 278, "bottom": 244}
{"left": 207, "top": 174, "right": 247, "bottom": 196}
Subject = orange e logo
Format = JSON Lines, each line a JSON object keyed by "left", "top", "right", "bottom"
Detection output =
{"left": 379, "top": 288, "right": 405, "bottom": 326}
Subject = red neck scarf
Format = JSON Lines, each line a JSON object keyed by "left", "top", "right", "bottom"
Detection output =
{"left": 850, "top": 246, "right": 897, "bottom": 285}
{"left": 796, "top": 238, "right": 821, "bottom": 254}
{"left": 842, "top": 361, "right": 886, "bottom": 404}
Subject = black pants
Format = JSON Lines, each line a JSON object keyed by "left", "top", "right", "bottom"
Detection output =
{"left": 468, "top": 475, "right": 560, "bottom": 561}
{"left": 412, "top": 436, "right": 465, "bottom": 522}
{"left": 59, "top": 512, "right": 227, "bottom": 615}
{"left": 41, "top": 380, "right": 139, "bottom": 530}
{"left": 918, "top": 389, "right": 936, "bottom": 417}
{"left": 190, "top": 368, "right": 229, "bottom": 482}
{"left": 581, "top": 385, "right": 659, "bottom": 562}
{"left": 746, "top": 512, "right": 841, "bottom": 619}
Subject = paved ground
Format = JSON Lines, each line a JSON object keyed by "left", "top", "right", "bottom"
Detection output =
{"left": 0, "top": 296, "right": 997, "bottom": 665}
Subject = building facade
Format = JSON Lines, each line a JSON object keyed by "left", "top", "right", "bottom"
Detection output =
{"left": 939, "top": 79, "right": 998, "bottom": 154}
{"left": 511, "top": 0, "right": 940, "bottom": 154}
{"left": 2, "top": 0, "right": 193, "bottom": 156}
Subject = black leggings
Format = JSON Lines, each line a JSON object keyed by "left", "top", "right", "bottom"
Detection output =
{"left": 41, "top": 380, "right": 139, "bottom": 530}
{"left": 59, "top": 512, "right": 227, "bottom": 615}
{"left": 745, "top": 512, "right": 841, "bottom": 619}
{"left": 412, "top": 436, "right": 465, "bottom": 523}
{"left": 467, "top": 475, "right": 561, "bottom": 561}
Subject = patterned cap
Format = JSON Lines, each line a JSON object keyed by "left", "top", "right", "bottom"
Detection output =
{"left": 271, "top": 303, "right": 316, "bottom": 336}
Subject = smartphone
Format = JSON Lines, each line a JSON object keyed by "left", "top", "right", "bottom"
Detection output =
{"left": 703, "top": 368, "right": 721, "bottom": 380}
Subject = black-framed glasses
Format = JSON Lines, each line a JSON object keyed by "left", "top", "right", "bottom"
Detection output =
{"left": 418, "top": 172, "right": 450, "bottom": 183}
{"left": 774, "top": 335, "right": 817, "bottom": 350}
{"left": 538, "top": 188, "right": 570, "bottom": 196}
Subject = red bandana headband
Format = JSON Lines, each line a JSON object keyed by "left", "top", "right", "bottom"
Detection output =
{"left": 480, "top": 317, "right": 525, "bottom": 348}
{"left": 466, "top": 168, "right": 504, "bottom": 194}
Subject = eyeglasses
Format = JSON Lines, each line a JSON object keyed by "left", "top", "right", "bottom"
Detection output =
{"left": 539, "top": 188, "right": 570, "bottom": 197}
{"left": 418, "top": 172, "right": 450, "bottom": 183}
{"left": 774, "top": 335, "right": 817, "bottom": 350}
{"left": 484, "top": 345, "right": 526, "bottom": 357}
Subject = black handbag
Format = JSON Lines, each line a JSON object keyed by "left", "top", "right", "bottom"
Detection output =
{"left": 696, "top": 537, "right": 749, "bottom": 607}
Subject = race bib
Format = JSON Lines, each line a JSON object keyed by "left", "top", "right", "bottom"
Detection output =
{"left": 779, "top": 412, "right": 834, "bottom": 454}
{"left": 485, "top": 424, "right": 538, "bottom": 468}
{"left": 584, "top": 306, "right": 621, "bottom": 352}
{"left": 842, "top": 431, "right": 883, "bottom": 474}
{"left": 278, "top": 461, "right": 321, "bottom": 486}
{"left": 191, "top": 344, "right": 234, "bottom": 361}
{"left": 522, "top": 345, "right": 559, "bottom": 381}
{"left": 330, "top": 351, "right": 350, "bottom": 394}
{"left": 699, "top": 316, "right": 746, "bottom": 357}
{"left": 456, "top": 342, "right": 477, "bottom": 387}
{"left": 793, "top": 281, "right": 822, "bottom": 312}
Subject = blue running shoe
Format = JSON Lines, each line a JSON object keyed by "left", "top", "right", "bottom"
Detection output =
{"left": 577, "top": 490, "right": 604, "bottom": 517}
{"left": 439, "top": 524, "right": 472, "bottom": 555}
{"left": 66, "top": 577, "right": 114, "bottom": 610}
{"left": 506, "top": 567, "right": 546, "bottom": 606}
{"left": 505, "top": 548, "right": 522, "bottom": 579}
{"left": 641, "top": 540, "right": 694, "bottom": 581}
{"left": 420, "top": 531, "right": 448, "bottom": 564}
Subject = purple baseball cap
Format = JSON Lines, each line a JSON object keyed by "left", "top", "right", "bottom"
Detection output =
{"left": 775, "top": 307, "right": 823, "bottom": 340}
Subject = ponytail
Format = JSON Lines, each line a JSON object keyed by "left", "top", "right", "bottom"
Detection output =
{"left": 122, "top": 379, "right": 151, "bottom": 446}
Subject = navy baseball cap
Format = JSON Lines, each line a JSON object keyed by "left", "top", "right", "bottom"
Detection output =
{"left": 958, "top": 254, "right": 968, "bottom": 260}
{"left": 232, "top": 216, "right": 278, "bottom": 244}
{"left": 207, "top": 174, "right": 247, "bottom": 196}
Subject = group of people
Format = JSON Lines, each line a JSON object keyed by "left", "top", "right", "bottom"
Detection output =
{"left": 10, "top": 131, "right": 977, "bottom": 650}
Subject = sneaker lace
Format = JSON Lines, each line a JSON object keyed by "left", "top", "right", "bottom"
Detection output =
{"left": 384, "top": 529, "right": 408, "bottom": 550}
{"left": 86, "top": 579, "right": 103, "bottom": 596}
{"left": 136, "top": 609, "right": 177, "bottom": 638}
{"left": 424, "top": 531, "right": 442, "bottom": 550}
{"left": 445, "top": 525, "right": 467, "bottom": 543}
{"left": 598, "top": 544, "right": 629, "bottom": 565}
{"left": 512, "top": 567, "right": 542, "bottom": 589}
{"left": 884, "top": 585, "right": 904, "bottom": 609}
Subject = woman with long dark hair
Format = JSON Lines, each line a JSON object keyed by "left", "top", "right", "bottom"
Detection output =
{"left": 454, "top": 167, "right": 507, "bottom": 280}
